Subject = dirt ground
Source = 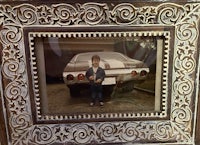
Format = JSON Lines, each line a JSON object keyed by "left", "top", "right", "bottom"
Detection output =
{"left": 46, "top": 82, "right": 155, "bottom": 115}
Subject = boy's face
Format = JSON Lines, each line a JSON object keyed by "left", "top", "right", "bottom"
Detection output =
{"left": 92, "top": 58, "right": 100, "bottom": 67}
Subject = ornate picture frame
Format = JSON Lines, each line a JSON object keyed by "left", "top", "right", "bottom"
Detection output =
{"left": 0, "top": 1, "right": 200, "bottom": 144}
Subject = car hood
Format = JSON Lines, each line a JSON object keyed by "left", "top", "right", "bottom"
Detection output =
{"left": 64, "top": 59, "right": 147, "bottom": 72}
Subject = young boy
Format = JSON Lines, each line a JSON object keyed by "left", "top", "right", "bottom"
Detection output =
{"left": 86, "top": 55, "right": 105, "bottom": 106}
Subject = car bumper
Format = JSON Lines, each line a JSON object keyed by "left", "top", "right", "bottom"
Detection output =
{"left": 63, "top": 68, "right": 149, "bottom": 86}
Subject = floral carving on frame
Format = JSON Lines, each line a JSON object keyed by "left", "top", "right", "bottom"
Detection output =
{"left": 0, "top": 2, "right": 199, "bottom": 145}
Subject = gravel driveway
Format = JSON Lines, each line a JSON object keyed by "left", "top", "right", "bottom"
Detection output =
{"left": 46, "top": 83, "right": 155, "bottom": 115}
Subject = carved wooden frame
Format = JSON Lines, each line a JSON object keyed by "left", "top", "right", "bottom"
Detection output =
{"left": 0, "top": 1, "right": 200, "bottom": 144}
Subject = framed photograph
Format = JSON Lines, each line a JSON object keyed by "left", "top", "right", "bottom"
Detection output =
{"left": 0, "top": 1, "right": 200, "bottom": 144}
{"left": 26, "top": 27, "right": 172, "bottom": 119}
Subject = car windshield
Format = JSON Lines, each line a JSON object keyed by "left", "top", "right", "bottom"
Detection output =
{"left": 75, "top": 52, "right": 128, "bottom": 61}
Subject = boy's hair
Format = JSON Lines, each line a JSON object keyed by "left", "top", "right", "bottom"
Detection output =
{"left": 91, "top": 55, "right": 100, "bottom": 61}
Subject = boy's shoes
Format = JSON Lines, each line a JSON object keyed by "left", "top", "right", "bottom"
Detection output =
{"left": 90, "top": 102, "right": 104, "bottom": 107}
{"left": 100, "top": 102, "right": 104, "bottom": 106}
{"left": 90, "top": 102, "right": 94, "bottom": 106}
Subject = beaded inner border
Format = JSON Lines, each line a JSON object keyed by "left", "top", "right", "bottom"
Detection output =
{"left": 28, "top": 30, "right": 171, "bottom": 121}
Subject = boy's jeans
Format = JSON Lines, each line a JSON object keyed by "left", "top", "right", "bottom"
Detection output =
{"left": 90, "top": 84, "right": 103, "bottom": 103}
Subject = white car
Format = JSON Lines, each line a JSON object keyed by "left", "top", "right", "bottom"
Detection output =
{"left": 63, "top": 51, "right": 149, "bottom": 96}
